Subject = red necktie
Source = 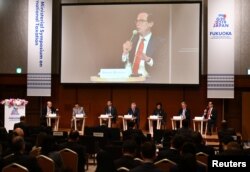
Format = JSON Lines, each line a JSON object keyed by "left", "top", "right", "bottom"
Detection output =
{"left": 132, "top": 38, "right": 144, "bottom": 75}
{"left": 207, "top": 109, "right": 211, "bottom": 119}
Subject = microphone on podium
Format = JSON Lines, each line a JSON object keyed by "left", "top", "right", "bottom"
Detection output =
{"left": 130, "top": 29, "right": 138, "bottom": 42}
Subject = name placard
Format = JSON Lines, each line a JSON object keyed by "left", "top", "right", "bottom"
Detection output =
{"left": 99, "top": 69, "right": 129, "bottom": 79}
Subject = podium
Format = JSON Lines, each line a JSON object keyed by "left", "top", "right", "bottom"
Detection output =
{"left": 98, "top": 114, "right": 113, "bottom": 128}
{"left": 46, "top": 114, "right": 60, "bottom": 131}
{"left": 193, "top": 117, "right": 208, "bottom": 135}
{"left": 73, "top": 114, "right": 87, "bottom": 135}
{"left": 171, "top": 116, "right": 184, "bottom": 130}
{"left": 119, "top": 115, "right": 137, "bottom": 131}
{"left": 148, "top": 115, "right": 163, "bottom": 136}
{"left": 1, "top": 99, "right": 28, "bottom": 132}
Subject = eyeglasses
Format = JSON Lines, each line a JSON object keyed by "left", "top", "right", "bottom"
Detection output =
{"left": 135, "top": 19, "right": 148, "bottom": 24}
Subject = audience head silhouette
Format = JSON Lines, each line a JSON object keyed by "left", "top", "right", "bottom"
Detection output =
{"left": 12, "top": 136, "right": 25, "bottom": 154}
{"left": 69, "top": 130, "right": 80, "bottom": 142}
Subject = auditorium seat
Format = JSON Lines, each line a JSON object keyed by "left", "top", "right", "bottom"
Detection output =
{"left": 2, "top": 163, "right": 28, "bottom": 172}
{"left": 79, "top": 136, "right": 99, "bottom": 165}
{"left": 59, "top": 148, "right": 78, "bottom": 172}
{"left": 197, "top": 160, "right": 208, "bottom": 172}
{"left": 117, "top": 166, "right": 130, "bottom": 172}
{"left": 154, "top": 158, "right": 176, "bottom": 172}
{"left": 196, "top": 152, "right": 208, "bottom": 165}
{"left": 37, "top": 155, "right": 55, "bottom": 172}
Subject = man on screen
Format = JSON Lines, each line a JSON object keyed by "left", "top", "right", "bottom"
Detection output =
{"left": 122, "top": 12, "right": 168, "bottom": 81}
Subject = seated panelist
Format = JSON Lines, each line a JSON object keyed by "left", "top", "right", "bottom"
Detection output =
{"left": 127, "top": 102, "right": 140, "bottom": 129}
{"left": 104, "top": 100, "right": 117, "bottom": 123}
{"left": 41, "top": 101, "right": 57, "bottom": 127}
{"left": 152, "top": 102, "right": 167, "bottom": 128}
{"left": 71, "top": 103, "right": 85, "bottom": 129}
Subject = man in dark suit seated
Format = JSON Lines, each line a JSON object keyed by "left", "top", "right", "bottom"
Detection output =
{"left": 127, "top": 102, "right": 140, "bottom": 129}
{"left": 13, "top": 127, "right": 32, "bottom": 153}
{"left": 218, "top": 120, "right": 236, "bottom": 142}
{"left": 14, "top": 116, "right": 29, "bottom": 137}
{"left": 3, "top": 136, "right": 41, "bottom": 172}
{"left": 217, "top": 121, "right": 237, "bottom": 152}
{"left": 122, "top": 122, "right": 147, "bottom": 148}
{"left": 104, "top": 100, "right": 117, "bottom": 125}
{"left": 192, "top": 131, "right": 215, "bottom": 157}
{"left": 114, "top": 139, "right": 141, "bottom": 170}
{"left": 130, "top": 141, "right": 162, "bottom": 172}
{"left": 152, "top": 102, "right": 167, "bottom": 129}
{"left": 170, "top": 142, "right": 206, "bottom": 172}
{"left": 177, "top": 101, "right": 191, "bottom": 127}
{"left": 156, "top": 135, "right": 184, "bottom": 164}
{"left": 41, "top": 101, "right": 57, "bottom": 127}
{"left": 204, "top": 101, "right": 217, "bottom": 135}
{"left": 59, "top": 130, "right": 86, "bottom": 172}
{"left": 219, "top": 136, "right": 244, "bottom": 156}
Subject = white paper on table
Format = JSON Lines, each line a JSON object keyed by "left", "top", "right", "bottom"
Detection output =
{"left": 194, "top": 116, "right": 204, "bottom": 120}
{"left": 149, "top": 115, "right": 160, "bottom": 119}
{"left": 48, "top": 113, "right": 57, "bottom": 117}
{"left": 100, "top": 114, "right": 109, "bottom": 118}
{"left": 173, "top": 116, "right": 182, "bottom": 120}
{"left": 124, "top": 114, "right": 133, "bottom": 119}
{"left": 76, "top": 114, "right": 84, "bottom": 118}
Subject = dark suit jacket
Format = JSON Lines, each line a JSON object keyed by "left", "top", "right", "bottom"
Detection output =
{"left": 128, "top": 107, "right": 140, "bottom": 127}
{"left": 42, "top": 107, "right": 57, "bottom": 117}
{"left": 153, "top": 108, "right": 167, "bottom": 123}
{"left": 130, "top": 162, "right": 162, "bottom": 172}
{"left": 14, "top": 122, "right": 30, "bottom": 136}
{"left": 128, "top": 108, "right": 140, "bottom": 119}
{"left": 59, "top": 141, "right": 86, "bottom": 172}
{"left": 129, "top": 35, "right": 168, "bottom": 82}
{"left": 205, "top": 108, "right": 217, "bottom": 122}
{"left": 3, "top": 153, "right": 41, "bottom": 172}
{"left": 170, "top": 163, "right": 206, "bottom": 172}
{"left": 176, "top": 128, "right": 194, "bottom": 141}
{"left": 114, "top": 155, "right": 141, "bottom": 170}
{"left": 156, "top": 148, "right": 181, "bottom": 164}
{"left": 178, "top": 108, "right": 191, "bottom": 122}
{"left": 104, "top": 106, "right": 117, "bottom": 122}
{"left": 218, "top": 128, "right": 236, "bottom": 141}
{"left": 41, "top": 107, "right": 57, "bottom": 126}
{"left": 195, "top": 144, "right": 215, "bottom": 157}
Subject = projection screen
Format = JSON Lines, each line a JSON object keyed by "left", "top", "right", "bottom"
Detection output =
{"left": 61, "top": 3, "right": 201, "bottom": 84}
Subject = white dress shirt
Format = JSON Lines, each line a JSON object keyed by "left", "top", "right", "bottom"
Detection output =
{"left": 122, "top": 32, "right": 154, "bottom": 77}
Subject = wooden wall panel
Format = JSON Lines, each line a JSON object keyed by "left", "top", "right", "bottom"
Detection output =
{"left": 242, "top": 92, "right": 250, "bottom": 140}
{"left": 224, "top": 90, "right": 242, "bottom": 132}
{"left": 77, "top": 86, "right": 111, "bottom": 127}
{"left": 57, "top": 86, "right": 77, "bottom": 128}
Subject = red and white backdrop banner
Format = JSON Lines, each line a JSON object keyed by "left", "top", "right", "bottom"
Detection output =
{"left": 207, "top": 0, "right": 235, "bottom": 99}
{"left": 27, "top": 0, "right": 52, "bottom": 96}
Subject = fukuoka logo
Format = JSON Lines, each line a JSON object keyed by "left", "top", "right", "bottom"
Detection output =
{"left": 209, "top": 13, "right": 232, "bottom": 39}
{"left": 213, "top": 14, "right": 229, "bottom": 28}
